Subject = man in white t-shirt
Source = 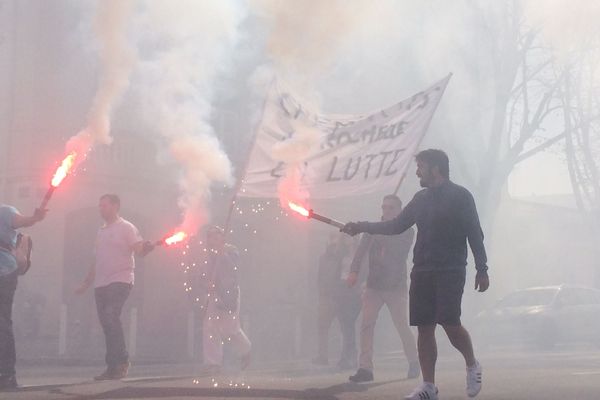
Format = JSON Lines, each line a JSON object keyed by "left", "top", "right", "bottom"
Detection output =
{"left": 76, "top": 194, "right": 154, "bottom": 380}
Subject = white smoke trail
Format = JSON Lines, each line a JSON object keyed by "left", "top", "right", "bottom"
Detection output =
{"left": 270, "top": 109, "right": 321, "bottom": 207}
{"left": 248, "top": 0, "right": 391, "bottom": 206}
{"left": 137, "top": 0, "right": 241, "bottom": 234}
{"left": 65, "top": 0, "right": 136, "bottom": 165}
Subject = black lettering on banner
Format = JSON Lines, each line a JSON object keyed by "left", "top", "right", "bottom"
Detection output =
{"left": 326, "top": 156, "right": 342, "bottom": 182}
{"left": 338, "top": 130, "right": 359, "bottom": 147}
{"left": 384, "top": 149, "right": 406, "bottom": 176}
{"left": 344, "top": 156, "right": 361, "bottom": 180}
{"left": 324, "top": 132, "right": 336, "bottom": 149}
{"left": 417, "top": 92, "right": 429, "bottom": 109}
{"left": 362, "top": 125, "right": 377, "bottom": 143}
{"left": 270, "top": 161, "right": 285, "bottom": 178}
{"left": 406, "top": 92, "right": 422, "bottom": 110}
{"left": 376, "top": 124, "right": 389, "bottom": 141}
{"left": 280, "top": 93, "right": 302, "bottom": 119}
{"left": 375, "top": 151, "right": 393, "bottom": 178}
{"left": 363, "top": 153, "right": 378, "bottom": 179}
{"left": 394, "top": 121, "right": 408, "bottom": 137}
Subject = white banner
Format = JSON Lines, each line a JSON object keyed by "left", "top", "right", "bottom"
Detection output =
{"left": 239, "top": 74, "right": 451, "bottom": 199}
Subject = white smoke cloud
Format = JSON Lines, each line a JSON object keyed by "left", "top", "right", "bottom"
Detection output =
{"left": 65, "top": 0, "right": 136, "bottom": 165}
{"left": 136, "top": 0, "right": 242, "bottom": 234}
{"left": 248, "top": 0, "right": 392, "bottom": 206}
{"left": 524, "top": 0, "right": 600, "bottom": 55}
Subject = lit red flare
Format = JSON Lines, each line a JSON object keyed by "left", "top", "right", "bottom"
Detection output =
{"left": 39, "top": 151, "right": 79, "bottom": 209}
{"left": 288, "top": 201, "right": 310, "bottom": 217}
{"left": 51, "top": 152, "right": 77, "bottom": 187}
{"left": 157, "top": 231, "right": 188, "bottom": 246}
{"left": 287, "top": 201, "right": 345, "bottom": 229}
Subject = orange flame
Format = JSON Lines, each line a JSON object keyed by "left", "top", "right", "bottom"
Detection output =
{"left": 164, "top": 231, "right": 188, "bottom": 246}
{"left": 288, "top": 201, "right": 310, "bottom": 217}
{"left": 51, "top": 152, "right": 77, "bottom": 187}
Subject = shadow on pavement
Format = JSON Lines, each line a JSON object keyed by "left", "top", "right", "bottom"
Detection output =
{"left": 54, "top": 378, "right": 403, "bottom": 400}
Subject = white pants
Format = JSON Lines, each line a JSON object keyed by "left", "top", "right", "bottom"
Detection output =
{"left": 202, "top": 300, "right": 251, "bottom": 366}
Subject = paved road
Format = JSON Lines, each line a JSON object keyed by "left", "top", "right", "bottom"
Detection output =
{"left": 3, "top": 347, "right": 600, "bottom": 399}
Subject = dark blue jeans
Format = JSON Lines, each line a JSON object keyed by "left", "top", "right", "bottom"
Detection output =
{"left": 0, "top": 271, "right": 18, "bottom": 376}
{"left": 95, "top": 282, "right": 132, "bottom": 368}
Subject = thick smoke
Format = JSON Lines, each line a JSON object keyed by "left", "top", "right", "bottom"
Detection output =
{"left": 248, "top": 0, "right": 390, "bottom": 207}
{"left": 524, "top": 0, "right": 600, "bottom": 55}
{"left": 65, "top": 0, "right": 135, "bottom": 165}
{"left": 136, "top": 0, "right": 242, "bottom": 234}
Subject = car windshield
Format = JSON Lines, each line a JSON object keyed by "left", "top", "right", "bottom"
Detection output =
{"left": 497, "top": 289, "right": 557, "bottom": 307}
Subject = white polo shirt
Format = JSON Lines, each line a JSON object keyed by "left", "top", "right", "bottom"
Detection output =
{"left": 94, "top": 217, "right": 142, "bottom": 288}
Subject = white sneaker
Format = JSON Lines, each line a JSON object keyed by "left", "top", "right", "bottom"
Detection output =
{"left": 466, "top": 360, "right": 482, "bottom": 397}
{"left": 404, "top": 382, "right": 439, "bottom": 400}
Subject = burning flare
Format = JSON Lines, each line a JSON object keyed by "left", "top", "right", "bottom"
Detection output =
{"left": 288, "top": 201, "right": 310, "bottom": 217}
{"left": 164, "top": 231, "right": 188, "bottom": 246}
{"left": 51, "top": 152, "right": 78, "bottom": 187}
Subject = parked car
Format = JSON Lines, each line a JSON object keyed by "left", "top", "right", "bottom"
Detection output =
{"left": 474, "top": 284, "right": 600, "bottom": 349}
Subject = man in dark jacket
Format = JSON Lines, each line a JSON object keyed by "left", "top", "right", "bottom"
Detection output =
{"left": 313, "top": 233, "right": 361, "bottom": 370}
{"left": 342, "top": 149, "right": 489, "bottom": 400}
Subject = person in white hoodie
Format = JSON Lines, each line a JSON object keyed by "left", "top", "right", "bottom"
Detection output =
{"left": 194, "top": 226, "right": 251, "bottom": 374}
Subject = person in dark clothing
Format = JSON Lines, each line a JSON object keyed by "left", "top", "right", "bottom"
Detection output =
{"left": 342, "top": 149, "right": 489, "bottom": 400}
{"left": 0, "top": 205, "right": 47, "bottom": 390}
{"left": 313, "top": 233, "right": 361, "bottom": 370}
{"left": 347, "top": 195, "right": 419, "bottom": 383}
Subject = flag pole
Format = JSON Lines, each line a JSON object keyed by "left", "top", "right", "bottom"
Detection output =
{"left": 393, "top": 73, "right": 452, "bottom": 195}
{"left": 224, "top": 78, "right": 276, "bottom": 235}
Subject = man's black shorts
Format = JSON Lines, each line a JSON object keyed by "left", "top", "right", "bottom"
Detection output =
{"left": 409, "top": 268, "right": 466, "bottom": 326}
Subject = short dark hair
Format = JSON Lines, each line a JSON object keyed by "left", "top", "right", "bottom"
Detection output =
{"left": 100, "top": 194, "right": 121, "bottom": 207}
{"left": 383, "top": 194, "right": 402, "bottom": 207}
{"left": 415, "top": 149, "right": 449, "bottom": 178}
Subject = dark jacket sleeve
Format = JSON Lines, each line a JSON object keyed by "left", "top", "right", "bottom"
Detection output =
{"left": 360, "top": 194, "right": 419, "bottom": 236}
{"left": 462, "top": 191, "right": 488, "bottom": 272}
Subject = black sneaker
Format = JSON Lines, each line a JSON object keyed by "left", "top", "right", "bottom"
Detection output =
{"left": 349, "top": 368, "right": 374, "bottom": 383}
{"left": 94, "top": 368, "right": 115, "bottom": 381}
{"left": 406, "top": 361, "right": 420, "bottom": 379}
{"left": 0, "top": 374, "right": 18, "bottom": 391}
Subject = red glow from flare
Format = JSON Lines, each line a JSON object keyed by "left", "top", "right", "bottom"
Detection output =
{"left": 288, "top": 201, "right": 310, "bottom": 217}
{"left": 164, "top": 231, "right": 188, "bottom": 246}
{"left": 51, "top": 152, "right": 77, "bottom": 187}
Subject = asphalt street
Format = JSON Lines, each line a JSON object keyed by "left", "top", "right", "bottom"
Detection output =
{"left": 3, "top": 347, "right": 600, "bottom": 400}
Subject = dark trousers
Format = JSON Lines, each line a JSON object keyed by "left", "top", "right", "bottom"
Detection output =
{"left": 0, "top": 271, "right": 18, "bottom": 376}
{"left": 317, "top": 292, "right": 361, "bottom": 364}
{"left": 95, "top": 282, "right": 132, "bottom": 368}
